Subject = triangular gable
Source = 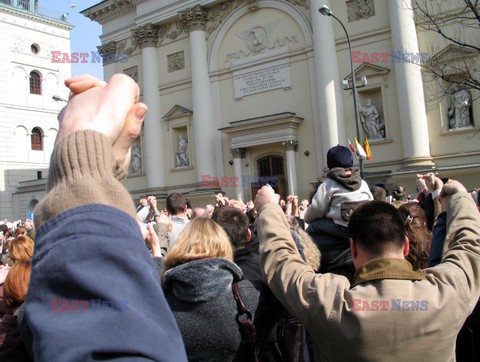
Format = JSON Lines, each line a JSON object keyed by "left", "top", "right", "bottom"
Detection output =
{"left": 344, "top": 62, "right": 390, "bottom": 81}
{"left": 429, "top": 44, "right": 478, "bottom": 64}
{"left": 162, "top": 105, "right": 193, "bottom": 121}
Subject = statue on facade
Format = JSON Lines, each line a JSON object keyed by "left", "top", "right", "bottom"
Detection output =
{"left": 448, "top": 87, "right": 472, "bottom": 129}
{"left": 175, "top": 134, "right": 189, "bottom": 167}
{"left": 131, "top": 141, "right": 142, "bottom": 174}
{"left": 359, "top": 99, "right": 385, "bottom": 139}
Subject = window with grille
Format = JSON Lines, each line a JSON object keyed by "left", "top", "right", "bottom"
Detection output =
{"left": 30, "top": 71, "right": 41, "bottom": 95}
{"left": 258, "top": 156, "right": 284, "bottom": 177}
{"left": 31, "top": 127, "right": 43, "bottom": 150}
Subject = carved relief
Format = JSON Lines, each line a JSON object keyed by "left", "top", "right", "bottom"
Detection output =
{"left": 226, "top": 20, "right": 298, "bottom": 61}
{"left": 123, "top": 66, "right": 138, "bottom": 83}
{"left": 168, "top": 51, "right": 185, "bottom": 72}
{"left": 116, "top": 37, "right": 137, "bottom": 56}
{"left": 347, "top": 0, "right": 375, "bottom": 22}
{"left": 236, "top": 22, "right": 278, "bottom": 53}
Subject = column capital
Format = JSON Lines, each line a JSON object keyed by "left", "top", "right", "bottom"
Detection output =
{"left": 133, "top": 23, "right": 160, "bottom": 49}
{"left": 282, "top": 140, "right": 298, "bottom": 151}
{"left": 231, "top": 148, "right": 246, "bottom": 159}
{"left": 179, "top": 5, "right": 208, "bottom": 33}
{"left": 97, "top": 41, "right": 117, "bottom": 65}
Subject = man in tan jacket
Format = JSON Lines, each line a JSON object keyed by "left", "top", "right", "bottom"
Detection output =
{"left": 254, "top": 183, "right": 480, "bottom": 361}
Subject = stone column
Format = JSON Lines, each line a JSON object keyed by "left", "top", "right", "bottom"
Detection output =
{"left": 389, "top": 0, "right": 433, "bottom": 167}
{"left": 310, "top": 0, "right": 346, "bottom": 161}
{"left": 283, "top": 140, "right": 299, "bottom": 196}
{"left": 180, "top": 5, "right": 217, "bottom": 184}
{"left": 133, "top": 24, "right": 166, "bottom": 188}
{"left": 231, "top": 148, "right": 245, "bottom": 202}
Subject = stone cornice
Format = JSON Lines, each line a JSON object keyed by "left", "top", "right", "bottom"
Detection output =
{"left": 81, "top": 0, "right": 137, "bottom": 24}
{"left": 0, "top": 4, "right": 73, "bottom": 30}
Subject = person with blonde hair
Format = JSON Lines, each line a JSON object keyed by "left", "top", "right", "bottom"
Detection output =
{"left": 161, "top": 217, "right": 259, "bottom": 361}
{"left": 9, "top": 236, "right": 34, "bottom": 262}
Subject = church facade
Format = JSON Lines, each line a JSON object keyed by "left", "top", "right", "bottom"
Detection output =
{"left": 82, "top": 0, "right": 479, "bottom": 206}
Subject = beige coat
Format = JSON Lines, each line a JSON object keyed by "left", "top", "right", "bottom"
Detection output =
{"left": 256, "top": 193, "right": 480, "bottom": 361}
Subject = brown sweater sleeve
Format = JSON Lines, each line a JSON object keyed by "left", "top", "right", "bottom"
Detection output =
{"left": 34, "top": 130, "right": 136, "bottom": 229}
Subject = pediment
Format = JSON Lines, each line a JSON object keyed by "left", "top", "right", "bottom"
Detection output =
{"left": 429, "top": 44, "right": 478, "bottom": 64}
{"left": 162, "top": 105, "right": 193, "bottom": 121}
{"left": 344, "top": 62, "right": 390, "bottom": 81}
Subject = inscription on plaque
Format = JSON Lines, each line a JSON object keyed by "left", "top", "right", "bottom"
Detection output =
{"left": 234, "top": 63, "right": 291, "bottom": 98}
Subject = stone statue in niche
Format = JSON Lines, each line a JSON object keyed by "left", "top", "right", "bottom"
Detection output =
{"left": 359, "top": 99, "right": 385, "bottom": 139}
{"left": 448, "top": 87, "right": 472, "bottom": 129}
{"left": 130, "top": 140, "right": 142, "bottom": 174}
{"left": 175, "top": 134, "right": 189, "bottom": 168}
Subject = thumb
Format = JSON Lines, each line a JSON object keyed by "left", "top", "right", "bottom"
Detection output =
{"left": 112, "top": 103, "right": 148, "bottom": 169}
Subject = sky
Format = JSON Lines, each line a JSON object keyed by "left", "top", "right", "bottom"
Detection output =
{"left": 41, "top": 0, "right": 104, "bottom": 79}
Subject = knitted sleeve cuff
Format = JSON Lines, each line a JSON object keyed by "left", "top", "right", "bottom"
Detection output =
{"left": 35, "top": 130, "right": 136, "bottom": 229}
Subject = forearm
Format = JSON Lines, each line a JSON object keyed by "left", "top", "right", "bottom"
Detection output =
{"left": 34, "top": 130, "right": 136, "bottom": 229}
{"left": 441, "top": 193, "right": 480, "bottom": 304}
{"left": 256, "top": 203, "right": 322, "bottom": 325}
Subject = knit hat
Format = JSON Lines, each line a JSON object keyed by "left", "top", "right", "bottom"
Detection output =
{"left": 327, "top": 145, "right": 353, "bottom": 169}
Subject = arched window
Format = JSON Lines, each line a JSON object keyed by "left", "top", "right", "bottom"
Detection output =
{"left": 31, "top": 127, "right": 43, "bottom": 151}
{"left": 30, "top": 71, "right": 41, "bottom": 94}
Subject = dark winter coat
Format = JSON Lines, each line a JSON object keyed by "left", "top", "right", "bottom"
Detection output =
{"left": 163, "top": 258, "right": 259, "bottom": 362}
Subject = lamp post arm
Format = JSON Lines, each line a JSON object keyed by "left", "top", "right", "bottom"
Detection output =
{"left": 329, "top": 13, "right": 364, "bottom": 177}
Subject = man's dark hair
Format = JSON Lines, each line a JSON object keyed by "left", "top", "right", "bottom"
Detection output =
{"left": 348, "top": 201, "right": 405, "bottom": 255}
{"left": 0, "top": 224, "right": 9, "bottom": 235}
{"left": 166, "top": 192, "right": 187, "bottom": 215}
{"left": 211, "top": 207, "right": 249, "bottom": 250}
{"left": 370, "top": 186, "right": 387, "bottom": 201}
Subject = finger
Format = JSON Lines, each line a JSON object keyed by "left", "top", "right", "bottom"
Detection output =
{"left": 65, "top": 74, "right": 106, "bottom": 87}
{"left": 112, "top": 103, "right": 148, "bottom": 167}
{"left": 68, "top": 78, "right": 107, "bottom": 94}
{"left": 106, "top": 73, "right": 140, "bottom": 105}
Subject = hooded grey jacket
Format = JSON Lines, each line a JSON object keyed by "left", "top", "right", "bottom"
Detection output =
{"left": 163, "top": 258, "right": 259, "bottom": 362}
{"left": 305, "top": 167, "right": 373, "bottom": 226}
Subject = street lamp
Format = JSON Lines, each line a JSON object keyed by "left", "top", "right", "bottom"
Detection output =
{"left": 319, "top": 4, "right": 364, "bottom": 177}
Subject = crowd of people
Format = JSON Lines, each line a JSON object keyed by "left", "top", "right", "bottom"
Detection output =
{"left": 0, "top": 73, "right": 479, "bottom": 361}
